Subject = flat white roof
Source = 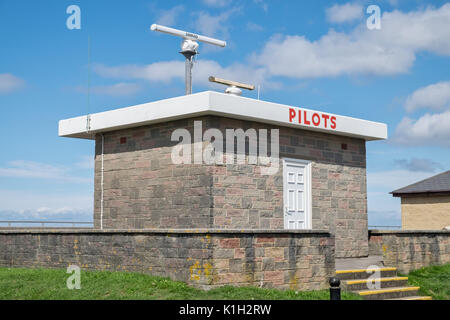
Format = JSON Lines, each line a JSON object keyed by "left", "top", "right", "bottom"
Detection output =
{"left": 58, "top": 91, "right": 387, "bottom": 141}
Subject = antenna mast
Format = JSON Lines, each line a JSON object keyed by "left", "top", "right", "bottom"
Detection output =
{"left": 208, "top": 76, "right": 255, "bottom": 96}
{"left": 150, "top": 24, "right": 226, "bottom": 95}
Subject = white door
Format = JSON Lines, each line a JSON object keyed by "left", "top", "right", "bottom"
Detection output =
{"left": 283, "top": 158, "right": 311, "bottom": 230}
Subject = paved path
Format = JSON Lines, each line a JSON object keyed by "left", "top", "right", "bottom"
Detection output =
{"left": 336, "top": 255, "right": 385, "bottom": 270}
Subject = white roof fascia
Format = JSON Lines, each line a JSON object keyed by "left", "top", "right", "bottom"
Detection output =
{"left": 58, "top": 91, "right": 387, "bottom": 141}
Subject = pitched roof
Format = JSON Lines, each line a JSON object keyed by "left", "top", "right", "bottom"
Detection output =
{"left": 391, "top": 170, "right": 450, "bottom": 196}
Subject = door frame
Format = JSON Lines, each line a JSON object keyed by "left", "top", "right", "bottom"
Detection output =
{"left": 282, "top": 157, "right": 312, "bottom": 230}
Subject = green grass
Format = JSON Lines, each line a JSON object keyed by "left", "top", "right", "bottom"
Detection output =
{"left": 0, "top": 267, "right": 361, "bottom": 300}
{"left": 401, "top": 264, "right": 450, "bottom": 300}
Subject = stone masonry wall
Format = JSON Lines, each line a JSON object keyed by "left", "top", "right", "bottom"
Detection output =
{"left": 208, "top": 117, "right": 367, "bottom": 258}
{"left": 0, "top": 229, "right": 334, "bottom": 290}
{"left": 94, "top": 118, "right": 213, "bottom": 229}
{"left": 94, "top": 116, "right": 367, "bottom": 257}
{"left": 369, "top": 230, "right": 450, "bottom": 273}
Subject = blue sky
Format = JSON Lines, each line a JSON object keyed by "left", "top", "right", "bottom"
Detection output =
{"left": 1, "top": 0, "right": 450, "bottom": 225}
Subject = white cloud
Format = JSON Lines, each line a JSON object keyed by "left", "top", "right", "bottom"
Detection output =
{"left": 94, "top": 60, "right": 277, "bottom": 89}
{"left": 387, "top": 0, "right": 400, "bottom": 6}
{"left": 0, "top": 207, "right": 92, "bottom": 222}
{"left": 0, "top": 160, "right": 91, "bottom": 183}
{"left": 368, "top": 209, "right": 401, "bottom": 227}
{"left": 393, "top": 80, "right": 450, "bottom": 147}
{"left": 0, "top": 211, "right": 92, "bottom": 223}
{"left": 394, "top": 158, "right": 443, "bottom": 173}
{"left": 253, "top": 3, "right": 450, "bottom": 79}
{"left": 75, "top": 82, "right": 141, "bottom": 96}
{"left": 392, "top": 111, "right": 450, "bottom": 147}
{"left": 35, "top": 206, "right": 90, "bottom": 217}
{"left": 193, "top": 59, "right": 274, "bottom": 88}
{"left": 95, "top": 4, "right": 450, "bottom": 97}
{"left": 366, "top": 169, "right": 436, "bottom": 226}
{"left": 194, "top": 7, "right": 240, "bottom": 38}
{"left": 76, "top": 155, "right": 95, "bottom": 170}
{"left": 92, "top": 82, "right": 141, "bottom": 96}
{"left": 156, "top": 5, "right": 184, "bottom": 26}
{"left": 0, "top": 189, "right": 92, "bottom": 214}
{"left": 367, "top": 190, "right": 401, "bottom": 226}
{"left": 253, "top": 0, "right": 268, "bottom": 13}
{"left": 375, "top": 4, "right": 450, "bottom": 56}
{"left": 0, "top": 73, "right": 24, "bottom": 94}
{"left": 94, "top": 62, "right": 184, "bottom": 83}
{"left": 326, "top": 3, "right": 363, "bottom": 23}
{"left": 367, "top": 169, "right": 435, "bottom": 191}
{"left": 247, "top": 22, "right": 264, "bottom": 32}
{"left": 202, "top": 0, "right": 231, "bottom": 7}
{"left": 253, "top": 32, "right": 415, "bottom": 78}
{"left": 405, "top": 81, "right": 450, "bottom": 112}
{"left": 0, "top": 158, "right": 94, "bottom": 222}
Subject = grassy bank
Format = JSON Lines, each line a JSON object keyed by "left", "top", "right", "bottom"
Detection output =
{"left": 0, "top": 267, "right": 361, "bottom": 300}
{"left": 403, "top": 263, "right": 450, "bottom": 300}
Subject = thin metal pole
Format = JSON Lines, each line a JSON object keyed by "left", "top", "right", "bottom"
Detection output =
{"left": 86, "top": 35, "right": 91, "bottom": 132}
{"left": 88, "top": 35, "right": 91, "bottom": 115}
{"left": 185, "top": 56, "right": 193, "bottom": 95}
{"left": 100, "top": 133, "right": 104, "bottom": 230}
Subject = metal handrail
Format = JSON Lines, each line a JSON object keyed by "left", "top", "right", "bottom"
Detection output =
{"left": 0, "top": 221, "right": 93, "bottom": 227}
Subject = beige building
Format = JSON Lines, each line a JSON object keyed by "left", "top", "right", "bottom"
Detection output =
{"left": 392, "top": 170, "right": 450, "bottom": 230}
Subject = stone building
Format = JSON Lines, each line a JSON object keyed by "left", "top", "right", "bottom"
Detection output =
{"left": 392, "top": 170, "right": 450, "bottom": 230}
{"left": 59, "top": 91, "right": 387, "bottom": 259}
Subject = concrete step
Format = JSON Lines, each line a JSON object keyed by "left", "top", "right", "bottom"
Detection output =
{"left": 336, "top": 267, "right": 397, "bottom": 280}
{"left": 385, "top": 296, "right": 433, "bottom": 300}
{"left": 343, "top": 277, "right": 409, "bottom": 291}
{"left": 335, "top": 255, "right": 384, "bottom": 271}
{"left": 357, "top": 286, "right": 421, "bottom": 300}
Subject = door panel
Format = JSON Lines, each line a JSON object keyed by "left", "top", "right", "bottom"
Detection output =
{"left": 283, "top": 159, "right": 311, "bottom": 230}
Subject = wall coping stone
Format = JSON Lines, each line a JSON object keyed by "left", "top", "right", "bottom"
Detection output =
{"left": 0, "top": 228, "right": 331, "bottom": 236}
{"left": 369, "top": 230, "right": 450, "bottom": 235}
